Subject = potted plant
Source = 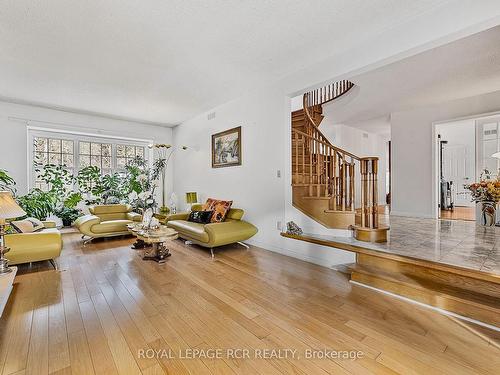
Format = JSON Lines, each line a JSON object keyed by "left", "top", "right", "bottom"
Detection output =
{"left": 55, "top": 206, "right": 83, "bottom": 227}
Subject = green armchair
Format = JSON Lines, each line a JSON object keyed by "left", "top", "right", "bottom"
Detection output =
{"left": 4, "top": 221, "right": 62, "bottom": 268}
{"left": 165, "top": 204, "right": 258, "bottom": 258}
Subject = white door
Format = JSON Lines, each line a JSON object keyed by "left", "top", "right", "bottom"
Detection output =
{"left": 442, "top": 144, "right": 474, "bottom": 206}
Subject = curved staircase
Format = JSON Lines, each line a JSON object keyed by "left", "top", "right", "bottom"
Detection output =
{"left": 291, "top": 80, "right": 389, "bottom": 242}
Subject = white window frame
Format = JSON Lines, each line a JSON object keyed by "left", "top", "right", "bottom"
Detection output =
{"left": 27, "top": 126, "right": 153, "bottom": 191}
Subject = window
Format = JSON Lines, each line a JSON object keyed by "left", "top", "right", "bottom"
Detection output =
{"left": 116, "top": 144, "right": 145, "bottom": 169}
{"left": 33, "top": 136, "right": 74, "bottom": 190}
{"left": 28, "top": 128, "right": 151, "bottom": 190}
{"left": 79, "top": 141, "right": 113, "bottom": 173}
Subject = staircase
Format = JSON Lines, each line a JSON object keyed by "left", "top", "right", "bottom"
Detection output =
{"left": 291, "top": 80, "right": 388, "bottom": 242}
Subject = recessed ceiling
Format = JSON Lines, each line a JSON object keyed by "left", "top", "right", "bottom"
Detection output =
{"left": 324, "top": 25, "right": 500, "bottom": 128}
{"left": 0, "top": 0, "right": 451, "bottom": 126}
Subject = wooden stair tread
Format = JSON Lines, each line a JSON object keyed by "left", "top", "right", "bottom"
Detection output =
{"left": 351, "top": 264, "right": 500, "bottom": 312}
{"left": 324, "top": 209, "right": 355, "bottom": 214}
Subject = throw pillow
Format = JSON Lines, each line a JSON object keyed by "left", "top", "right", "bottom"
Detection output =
{"left": 202, "top": 198, "right": 233, "bottom": 223}
{"left": 26, "top": 217, "right": 45, "bottom": 232}
{"left": 187, "top": 210, "right": 213, "bottom": 224}
{"left": 10, "top": 218, "right": 45, "bottom": 233}
{"left": 10, "top": 220, "right": 34, "bottom": 233}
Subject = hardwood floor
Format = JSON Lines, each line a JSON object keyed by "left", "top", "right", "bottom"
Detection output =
{"left": 440, "top": 207, "right": 475, "bottom": 221}
{"left": 1, "top": 233, "right": 499, "bottom": 374}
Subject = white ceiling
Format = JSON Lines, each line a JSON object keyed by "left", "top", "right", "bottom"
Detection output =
{"left": 0, "top": 0, "right": 451, "bottom": 126}
{"left": 324, "top": 25, "right": 500, "bottom": 129}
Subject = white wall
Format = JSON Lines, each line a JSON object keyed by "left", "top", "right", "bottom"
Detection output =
{"left": 392, "top": 90, "right": 500, "bottom": 218}
{"left": 173, "top": 85, "right": 356, "bottom": 267}
{"left": 0, "top": 101, "right": 173, "bottom": 196}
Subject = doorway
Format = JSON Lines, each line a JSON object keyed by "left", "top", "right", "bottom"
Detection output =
{"left": 436, "top": 119, "right": 476, "bottom": 221}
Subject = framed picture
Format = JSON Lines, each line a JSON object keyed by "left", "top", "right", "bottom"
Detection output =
{"left": 212, "top": 126, "right": 241, "bottom": 168}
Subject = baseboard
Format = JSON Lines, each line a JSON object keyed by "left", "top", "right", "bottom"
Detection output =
{"left": 390, "top": 211, "right": 435, "bottom": 219}
{"left": 246, "top": 238, "right": 355, "bottom": 269}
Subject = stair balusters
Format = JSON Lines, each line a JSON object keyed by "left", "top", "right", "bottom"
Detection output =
{"left": 292, "top": 80, "right": 383, "bottom": 232}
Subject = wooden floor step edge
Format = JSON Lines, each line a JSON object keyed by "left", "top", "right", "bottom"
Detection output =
{"left": 350, "top": 265, "right": 500, "bottom": 312}
{"left": 302, "top": 196, "right": 331, "bottom": 200}
{"left": 292, "top": 183, "right": 327, "bottom": 186}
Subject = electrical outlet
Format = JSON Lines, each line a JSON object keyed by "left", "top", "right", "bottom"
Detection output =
{"left": 276, "top": 221, "right": 282, "bottom": 231}
{"left": 277, "top": 169, "right": 281, "bottom": 178}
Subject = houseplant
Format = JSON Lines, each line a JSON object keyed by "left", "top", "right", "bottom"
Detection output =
{"left": 0, "top": 169, "right": 16, "bottom": 194}
{"left": 55, "top": 206, "right": 83, "bottom": 227}
{"left": 16, "top": 189, "right": 57, "bottom": 220}
{"left": 466, "top": 169, "right": 500, "bottom": 226}
{"left": 125, "top": 156, "right": 162, "bottom": 212}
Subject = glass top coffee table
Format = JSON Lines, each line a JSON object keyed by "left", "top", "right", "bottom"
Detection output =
{"left": 128, "top": 225, "right": 178, "bottom": 264}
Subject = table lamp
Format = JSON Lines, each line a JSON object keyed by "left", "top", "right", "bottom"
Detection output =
{"left": 0, "top": 191, "right": 26, "bottom": 274}
{"left": 186, "top": 192, "right": 198, "bottom": 210}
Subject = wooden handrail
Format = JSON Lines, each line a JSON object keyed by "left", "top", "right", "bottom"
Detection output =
{"left": 292, "top": 79, "right": 382, "bottom": 231}
{"left": 291, "top": 128, "right": 360, "bottom": 161}
{"left": 303, "top": 80, "right": 354, "bottom": 128}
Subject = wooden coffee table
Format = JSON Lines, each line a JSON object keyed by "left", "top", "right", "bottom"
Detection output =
{"left": 130, "top": 226, "right": 178, "bottom": 264}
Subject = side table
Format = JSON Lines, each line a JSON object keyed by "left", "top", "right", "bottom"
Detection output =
{"left": 131, "top": 226, "right": 178, "bottom": 264}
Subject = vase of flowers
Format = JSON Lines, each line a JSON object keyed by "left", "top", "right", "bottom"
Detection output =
{"left": 465, "top": 170, "right": 500, "bottom": 226}
{"left": 479, "top": 201, "right": 496, "bottom": 226}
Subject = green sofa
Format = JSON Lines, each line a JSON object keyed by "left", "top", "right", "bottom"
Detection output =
{"left": 75, "top": 204, "right": 142, "bottom": 243}
{"left": 165, "top": 204, "right": 257, "bottom": 258}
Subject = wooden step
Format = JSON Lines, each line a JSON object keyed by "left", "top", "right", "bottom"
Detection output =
{"left": 357, "top": 252, "right": 500, "bottom": 298}
{"left": 281, "top": 232, "right": 500, "bottom": 328}
{"left": 302, "top": 196, "right": 331, "bottom": 200}
{"left": 350, "top": 263, "right": 500, "bottom": 327}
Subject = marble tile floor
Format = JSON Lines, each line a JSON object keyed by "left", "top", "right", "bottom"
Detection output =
{"left": 306, "top": 215, "right": 500, "bottom": 275}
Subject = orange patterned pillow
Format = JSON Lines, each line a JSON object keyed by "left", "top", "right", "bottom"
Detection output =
{"left": 202, "top": 198, "right": 233, "bottom": 223}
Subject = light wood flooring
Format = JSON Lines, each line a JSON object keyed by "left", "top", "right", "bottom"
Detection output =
{"left": 0, "top": 233, "right": 499, "bottom": 374}
{"left": 440, "top": 207, "right": 476, "bottom": 221}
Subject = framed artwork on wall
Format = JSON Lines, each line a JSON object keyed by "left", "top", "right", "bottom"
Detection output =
{"left": 212, "top": 126, "right": 241, "bottom": 168}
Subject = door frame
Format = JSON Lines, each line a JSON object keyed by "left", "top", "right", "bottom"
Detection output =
{"left": 432, "top": 111, "right": 500, "bottom": 219}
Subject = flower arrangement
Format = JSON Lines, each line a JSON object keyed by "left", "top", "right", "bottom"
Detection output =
{"left": 465, "top": 169, "right": 500, "bottom": 226}
{"left": 465, "top": 170, "right": 500, "bottom": 203}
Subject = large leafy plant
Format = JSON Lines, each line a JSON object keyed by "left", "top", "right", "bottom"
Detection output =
{"left": 16, "top": 189, "right": 58, "bottom": 220}
{"left": 76, "top": 166, "right": 128, "bottom": 204}
{"left": 0, "top": 169, "right": 16, "bottom": 194}
{"left": 76, "top": 166, "right": 102, "bottom": 204}
{"left": 125, "top": 156, "right": 160, "bottom": 211}
{"left": 35, "top": 163, "right": 73, "bottom": 198}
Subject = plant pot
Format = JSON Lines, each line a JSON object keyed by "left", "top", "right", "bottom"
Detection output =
{"left": 62, "top": 218, "right": 72, "bottom": 227}
{"left": 479, "top": 201, "right": 496, "bottom": 226}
